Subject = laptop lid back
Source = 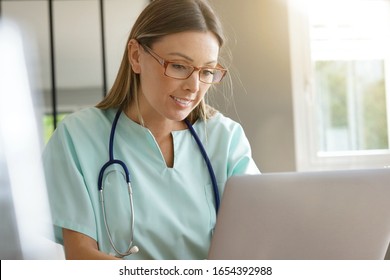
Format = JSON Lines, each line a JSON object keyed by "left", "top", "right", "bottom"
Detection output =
{"left": 208, "top": 169, "right": 390, "bottom": 260}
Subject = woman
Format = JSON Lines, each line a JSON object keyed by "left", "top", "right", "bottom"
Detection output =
{"left": 43, "top": 0, "right": 259, "bottom": 260}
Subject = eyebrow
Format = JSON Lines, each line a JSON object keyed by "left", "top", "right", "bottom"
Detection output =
{"left": 168, "top": 52, "right": 217, "bottom": 65}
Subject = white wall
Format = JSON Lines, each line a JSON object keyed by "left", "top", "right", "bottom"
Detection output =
{"left": 211, "top": 0, "right": 296, "bottom": 172}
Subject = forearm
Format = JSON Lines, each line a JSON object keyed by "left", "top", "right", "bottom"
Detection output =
{"left": 62, "top": 228, "right": 119, "bottom": 260}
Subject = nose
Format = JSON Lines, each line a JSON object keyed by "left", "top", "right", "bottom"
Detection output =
{"left": 183, "top": 70, "right": 200, "bottom": 93}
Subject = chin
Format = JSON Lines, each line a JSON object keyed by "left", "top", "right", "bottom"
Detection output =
{"left": 166, "top": 108, "right": 193, "bottom": 121}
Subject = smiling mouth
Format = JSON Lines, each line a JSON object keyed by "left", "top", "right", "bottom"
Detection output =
{"left": 171, "top": 96, "right": 193, "bottom": 106}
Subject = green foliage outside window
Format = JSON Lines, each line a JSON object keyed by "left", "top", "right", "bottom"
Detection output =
{"left": 315, "top": 60, "right": 388, "bottom": 151}
{"left": 43, "top": 113, "right": 67, "bottom": 143}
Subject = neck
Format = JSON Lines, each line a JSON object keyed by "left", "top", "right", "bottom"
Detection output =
{"left": 124, "top": 103, "right": 186, "bottom": 169}
{"left": 124, "top": 103, "right": 187, "bottom": 139}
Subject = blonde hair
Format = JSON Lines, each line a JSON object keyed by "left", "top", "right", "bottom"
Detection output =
{"left": 96, "top": 0, "right": 226, "bottom": 122}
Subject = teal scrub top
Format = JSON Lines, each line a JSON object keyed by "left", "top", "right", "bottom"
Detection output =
{"left": 42, "top": 107, "right": 259, "bottom": 259}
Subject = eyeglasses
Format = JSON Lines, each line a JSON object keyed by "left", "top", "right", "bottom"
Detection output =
{"left": 142, "top": 45, "right": 227, "bottom": 84}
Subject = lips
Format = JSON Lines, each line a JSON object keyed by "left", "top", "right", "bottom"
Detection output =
{"left": 171, "top": 95, "right": 193, "bottom": 106}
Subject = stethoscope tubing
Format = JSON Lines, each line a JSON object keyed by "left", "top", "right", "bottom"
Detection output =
{"left": 99, "top": 178, "right": 135, "bottom": 258}
{"left": 184, "top": 118, "right": 220, "bottom": 212}
{"left": 97, "top": 109, "right": 220, "bottom": 257}
{"left": 98, "top": 109, "right": 135, "bottom": 257}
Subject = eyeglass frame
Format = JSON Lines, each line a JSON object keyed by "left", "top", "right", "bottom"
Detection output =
{"left": 140, "top": 44, "right": 227, "bottom": 84}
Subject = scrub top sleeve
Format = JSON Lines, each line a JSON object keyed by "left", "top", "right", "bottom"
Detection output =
{"left": 42, "top": 122, "right": 97, "bottom": 244}
{"left": 227, "top": 124, "right": 260, "bottom": 176}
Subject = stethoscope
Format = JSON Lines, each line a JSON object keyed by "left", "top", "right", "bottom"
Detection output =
{"left": 97, "top": 109, "right": 220, "bottom": 257}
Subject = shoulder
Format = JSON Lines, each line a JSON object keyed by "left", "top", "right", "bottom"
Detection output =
{"left": 56, "top": 107, "right": 114, "bottom": 134}
{"left": 48, "top": 107, "right": 114, "bottom": 148}
{"left": 60, "top": 107, "right": 111, "bottom": 127}
{"left": 195, "top": 112, "right": 260, "bottom": 175}
{"left": 202, "top": 112, "right": 245, "bottom": 135}
{"left": 44, "top": 108, "right": 114, "bottom": 160}
{"left": 194, "top": 112, "right": 249, "bottom": 146}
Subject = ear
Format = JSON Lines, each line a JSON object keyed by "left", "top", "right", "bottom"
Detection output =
{"left": 128, "top": 39, "right": 142, "bottom": 73}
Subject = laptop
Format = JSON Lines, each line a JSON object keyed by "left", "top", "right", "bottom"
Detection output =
{"left": 208, "top": 169, "right": 390, "bottom": 260}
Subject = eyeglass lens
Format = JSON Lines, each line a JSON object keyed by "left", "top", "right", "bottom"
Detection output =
{"left": 165, "top": 63, "right": 224, "bottom": 83}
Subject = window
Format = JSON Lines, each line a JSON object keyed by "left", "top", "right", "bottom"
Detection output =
{"left": 288, "top": 0, "right": 390, "bottom": 170}
{"left": 1, "top": 0, "right": 149, "bottom": 143}
{"left": 43, "top": 113, "right": 67, "bottom": 143}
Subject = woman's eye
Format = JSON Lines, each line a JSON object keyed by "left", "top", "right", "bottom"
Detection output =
{"left": 201, "top": 69, "right": 215, "bottom": 76}
{"left": 171, "top": 63, "right": 188, "bottom": 70}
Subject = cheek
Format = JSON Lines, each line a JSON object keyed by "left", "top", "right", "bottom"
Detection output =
{"left": 198, "top": 85, "right": 211, "bottom": 99}
{"left": 190, "top": 86, "right": 211, "bottom": 109}
{"left": 140, "top": 63, "right": 157, "bottom": 81}
{"left": 140, "top": 64, "right": 163, "bottom": 87}
{"left": 140, "top": 72, "right": 174, "bottom": 98}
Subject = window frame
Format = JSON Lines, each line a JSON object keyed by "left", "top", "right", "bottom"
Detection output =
{"left": 288, "top": 0, "right": 390, "bottom": 171}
